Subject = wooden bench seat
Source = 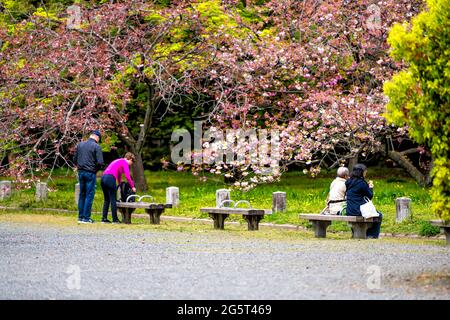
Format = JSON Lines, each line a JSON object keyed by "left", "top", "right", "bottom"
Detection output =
{"left": 200, "top": 207, "right": 272, "bottom": 231}
{"left": 116, "top": 202, "right": 172, "bottom": 224}
{"left": 299, "top": 213, "right": 381, "bottom": 239}
{"left": 430, "top": 220, "right": 450, "bottom": 244}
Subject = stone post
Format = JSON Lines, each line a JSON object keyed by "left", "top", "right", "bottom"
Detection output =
{"left": 166, "top": 186, "right": 179, "bottom": 207}
{"left": 0, "top": 181, "right": 12, "bottom": 200}
{"left": 216, "top": 189, "right": 231, "bottom": 207}
{"left": 395, "top": 197, "right": 412, "bottom": 222}
{"left": 75, "top": 183, "right": 80, "bottom": 205}
{"left": 35, "top": 182, "right": 48, "bottom": 201}
{"left": 272, "top": 191, "right": 286, "bottom": 212}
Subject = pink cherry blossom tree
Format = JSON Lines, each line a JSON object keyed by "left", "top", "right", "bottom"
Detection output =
{"left": 0, "top": 1, "right": 211, "bottom": 190}
{"left": 188, "top": 0, "right": 424, "bottom": 189}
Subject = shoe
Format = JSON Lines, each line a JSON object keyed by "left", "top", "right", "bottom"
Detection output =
{"left": 112, "top": 220, "right": 121, "bottom": 224}
{"left": 77, "top": 220, "right": 86, "bottom": 224}
{"left": 101, "top": 219, "right": 111, "bottom": 224}
{"left": 84, "top": 218, "right": 94, "bottom": 224}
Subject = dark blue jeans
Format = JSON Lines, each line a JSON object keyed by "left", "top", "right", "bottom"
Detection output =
{"left": 367, "top": 212, "right": 383, "bottom": 238}
{"left": 78, "top": 171, "right": 97, "bottom": 221}
{"left": 101, "top": 174, "right": 118, "bottom": 221}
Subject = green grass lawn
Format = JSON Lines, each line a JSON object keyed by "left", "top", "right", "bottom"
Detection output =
{"left": 0, "top": 166, "right": 441, "bottom": 236}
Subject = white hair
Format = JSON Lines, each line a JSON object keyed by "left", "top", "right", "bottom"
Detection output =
{"left": 337, "top": 167, "right": 349, "bottom": 178}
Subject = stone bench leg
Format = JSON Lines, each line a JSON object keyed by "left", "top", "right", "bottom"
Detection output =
{"left": 349, "top": 222, "right": 372, "bottom": 239}
{"left": 209, "top": 213, "right": 228, "bottom": 230}
{"left": 119, "top": 208, "right": 132, "bottom": 224}
{"left": 146, "top": 208, "right": 164, "bottom": 224}
{"left": 311, "top": 221, "right": 331, "bottom": 238}
{"left": 244, "top": 215, "right": 264, "bottom": 231}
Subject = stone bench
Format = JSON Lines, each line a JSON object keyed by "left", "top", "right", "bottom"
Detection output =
{"left": 200, "top": 207, "right": 272, "bottom": 231}
{"left": 299, "top": 214, "right": 381, "bottom": 239}
{"left": 116, "top": 202, "right": 172, "bottom": 224}
{"left": 430, "top": 220, "right": 450, "bottom": 244}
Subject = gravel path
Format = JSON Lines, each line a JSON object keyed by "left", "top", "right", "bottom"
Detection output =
{"left": 0, "top": 221, "right": 449, "bottom": 300}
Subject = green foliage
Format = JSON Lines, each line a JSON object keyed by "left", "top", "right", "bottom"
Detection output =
{"left": 196, "top": 0, "right": 235, "bottom": 28}
{"left": 0, "top": 0, "right": 35, "bottom": 22}
{"left": 418, "top": 221, "right": 441, "bottom": 237}
{"left": 144, "top": 11, "right": 166, "bottom": 25}
{"left": 384, "top": 0, "right": 450, "bottom": 221}
{"left": 32, "top": 7, "right": 60, "bottom": 21}
{"left": 99, "top": 132, "right": 120, "bottom": 152}
{"left": 0, "top": 0, "right": 74, "bottom": 24}
{"left": 192, "top": 0, "right": 252, "bottom": 39}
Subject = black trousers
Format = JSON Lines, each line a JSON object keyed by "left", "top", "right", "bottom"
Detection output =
{"left": 101, "top": 174, "right": 118, "bottom": 221}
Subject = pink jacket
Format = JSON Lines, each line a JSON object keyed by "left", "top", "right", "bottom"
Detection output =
{"left": 102, "top": 158, "right": 135, "bottom": 189}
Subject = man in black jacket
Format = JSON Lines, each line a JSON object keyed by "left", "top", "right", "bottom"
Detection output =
{"left": 74, "top": 130, "right": 104, "bottom": 223}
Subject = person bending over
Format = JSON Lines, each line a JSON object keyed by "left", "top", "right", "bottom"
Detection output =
{"left": 100, "top": 152, "right": 137, "bottom": 224}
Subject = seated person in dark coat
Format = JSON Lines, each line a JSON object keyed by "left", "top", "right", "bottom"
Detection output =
{"left": 345, "top": 164, "right": 382, "bottom": 239}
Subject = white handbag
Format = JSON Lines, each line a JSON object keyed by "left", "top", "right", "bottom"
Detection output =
{"left": 360, "top": 197, "right": 379, "bottom": 218}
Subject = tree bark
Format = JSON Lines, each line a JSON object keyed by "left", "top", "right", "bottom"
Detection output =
{"left": 388, "top": 150, "right": 426, "bottom": 186}
{"left": 424, "top": 156, "right": 434, "bottom": 187}
{"left": 112, "top": 85, "right": 154, "bottom": 192}
{"left": 127, "top": 84, "right": 154, "bottom": 193}
{"left": 348, "top": 154, "right": 359, "bottom": 173}
{"left": 131, "top": 152, "right": 147, "bottom": 192}
{"left": 7, "top": 153, "right": 16, "bottom": 168}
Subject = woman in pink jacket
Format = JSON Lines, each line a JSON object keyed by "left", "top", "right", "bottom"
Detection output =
{"left": 100, "top": 152, "right": 136, "bottom": 223}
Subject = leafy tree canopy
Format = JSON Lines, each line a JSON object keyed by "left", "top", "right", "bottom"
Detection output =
{"left": 384, "top": 0, "right": 450, "bottom": 220}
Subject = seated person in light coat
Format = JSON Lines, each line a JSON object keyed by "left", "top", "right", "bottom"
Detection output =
{"left": 323, "top": 167, "right": 349, "bottom": 215}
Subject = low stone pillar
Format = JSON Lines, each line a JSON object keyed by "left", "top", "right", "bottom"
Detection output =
{"left": 395, "top": 197, "right": 412, "bottom": 222}
{"left": 35, "top": 182, "right": 48, "bottom": 201}
{"left": 0, "top": 181, "right": 12, "bottom": 200}
{"left": 216, "top": 189, "right": 230, "bottom": 207}
{"left": 272, "top": 191, "right": 286, "bottom": 212}
{"left": 166, "top": 186, "right": 179, "bottom": 207}
{"left": 75, "top": 183, "right": 80, "bottom": 205}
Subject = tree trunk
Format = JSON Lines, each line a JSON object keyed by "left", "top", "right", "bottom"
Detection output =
{"left": 388, "top": 150, "right": 426, "bottom": 186}
{"left": 131, "top": 152, "right": 148, "bottom": 192}
{"left": 7, "top": 153, "right": 16, "bottom": 168}
{"left": 424, "top": 156, "right": 434, "bottom": 187}
{"left": 348, "top": 154, "right": 359, "bottom": 173}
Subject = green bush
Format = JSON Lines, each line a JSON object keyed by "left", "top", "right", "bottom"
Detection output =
{"left": 384, "top": 0, "right": 450, "bottom": 221}
{"left": 418, "top": 221, "right": 441, "bottom": 237}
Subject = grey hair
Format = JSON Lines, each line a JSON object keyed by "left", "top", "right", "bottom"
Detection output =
{"left": 337, "top": 167, "right": 349, "bottom": 178}
{"left": 89, "top": 134, "right": 100, "bottom": 141}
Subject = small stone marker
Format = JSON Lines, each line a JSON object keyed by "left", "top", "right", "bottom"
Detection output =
{"left": 272, "top": 191, "right": 286, "bottom": 212}
{"left": 0, "top": 181, "right": 12, "bottom": 200}
{"left": 35, "top": 182, "right": 48, "bottom": 201}
{"left": 166, "top": 186, "right": 179, "bottom": 207}
{"left": 216, "top": 189, "right": 230, "bottom": 207}
{"left": 75, "top": 183, "right": 80, "bottom": 205}
{"left": 395, "top": 197, "right": 412, "bottom": 222}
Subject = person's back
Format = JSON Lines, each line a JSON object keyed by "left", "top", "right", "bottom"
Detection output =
{"left": 325, "top": 167, "right": 349, "bottom": 215}
{"left": 344, "top": 163, "right": 382, "bottom": 239}
{"left": 74, "top": 139, "right": 104, "bottom": 173}
{"left": 345, "top": 177, "right": 373, "bottom": 216}
{"left": 328, "top": 177, "right": 347, "bottom": 214}
{"left": 103, "top": 158, "right": 135, "bottom": 189}
{"left": 100, "top": 153, "right": 136, "bottom": 224}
